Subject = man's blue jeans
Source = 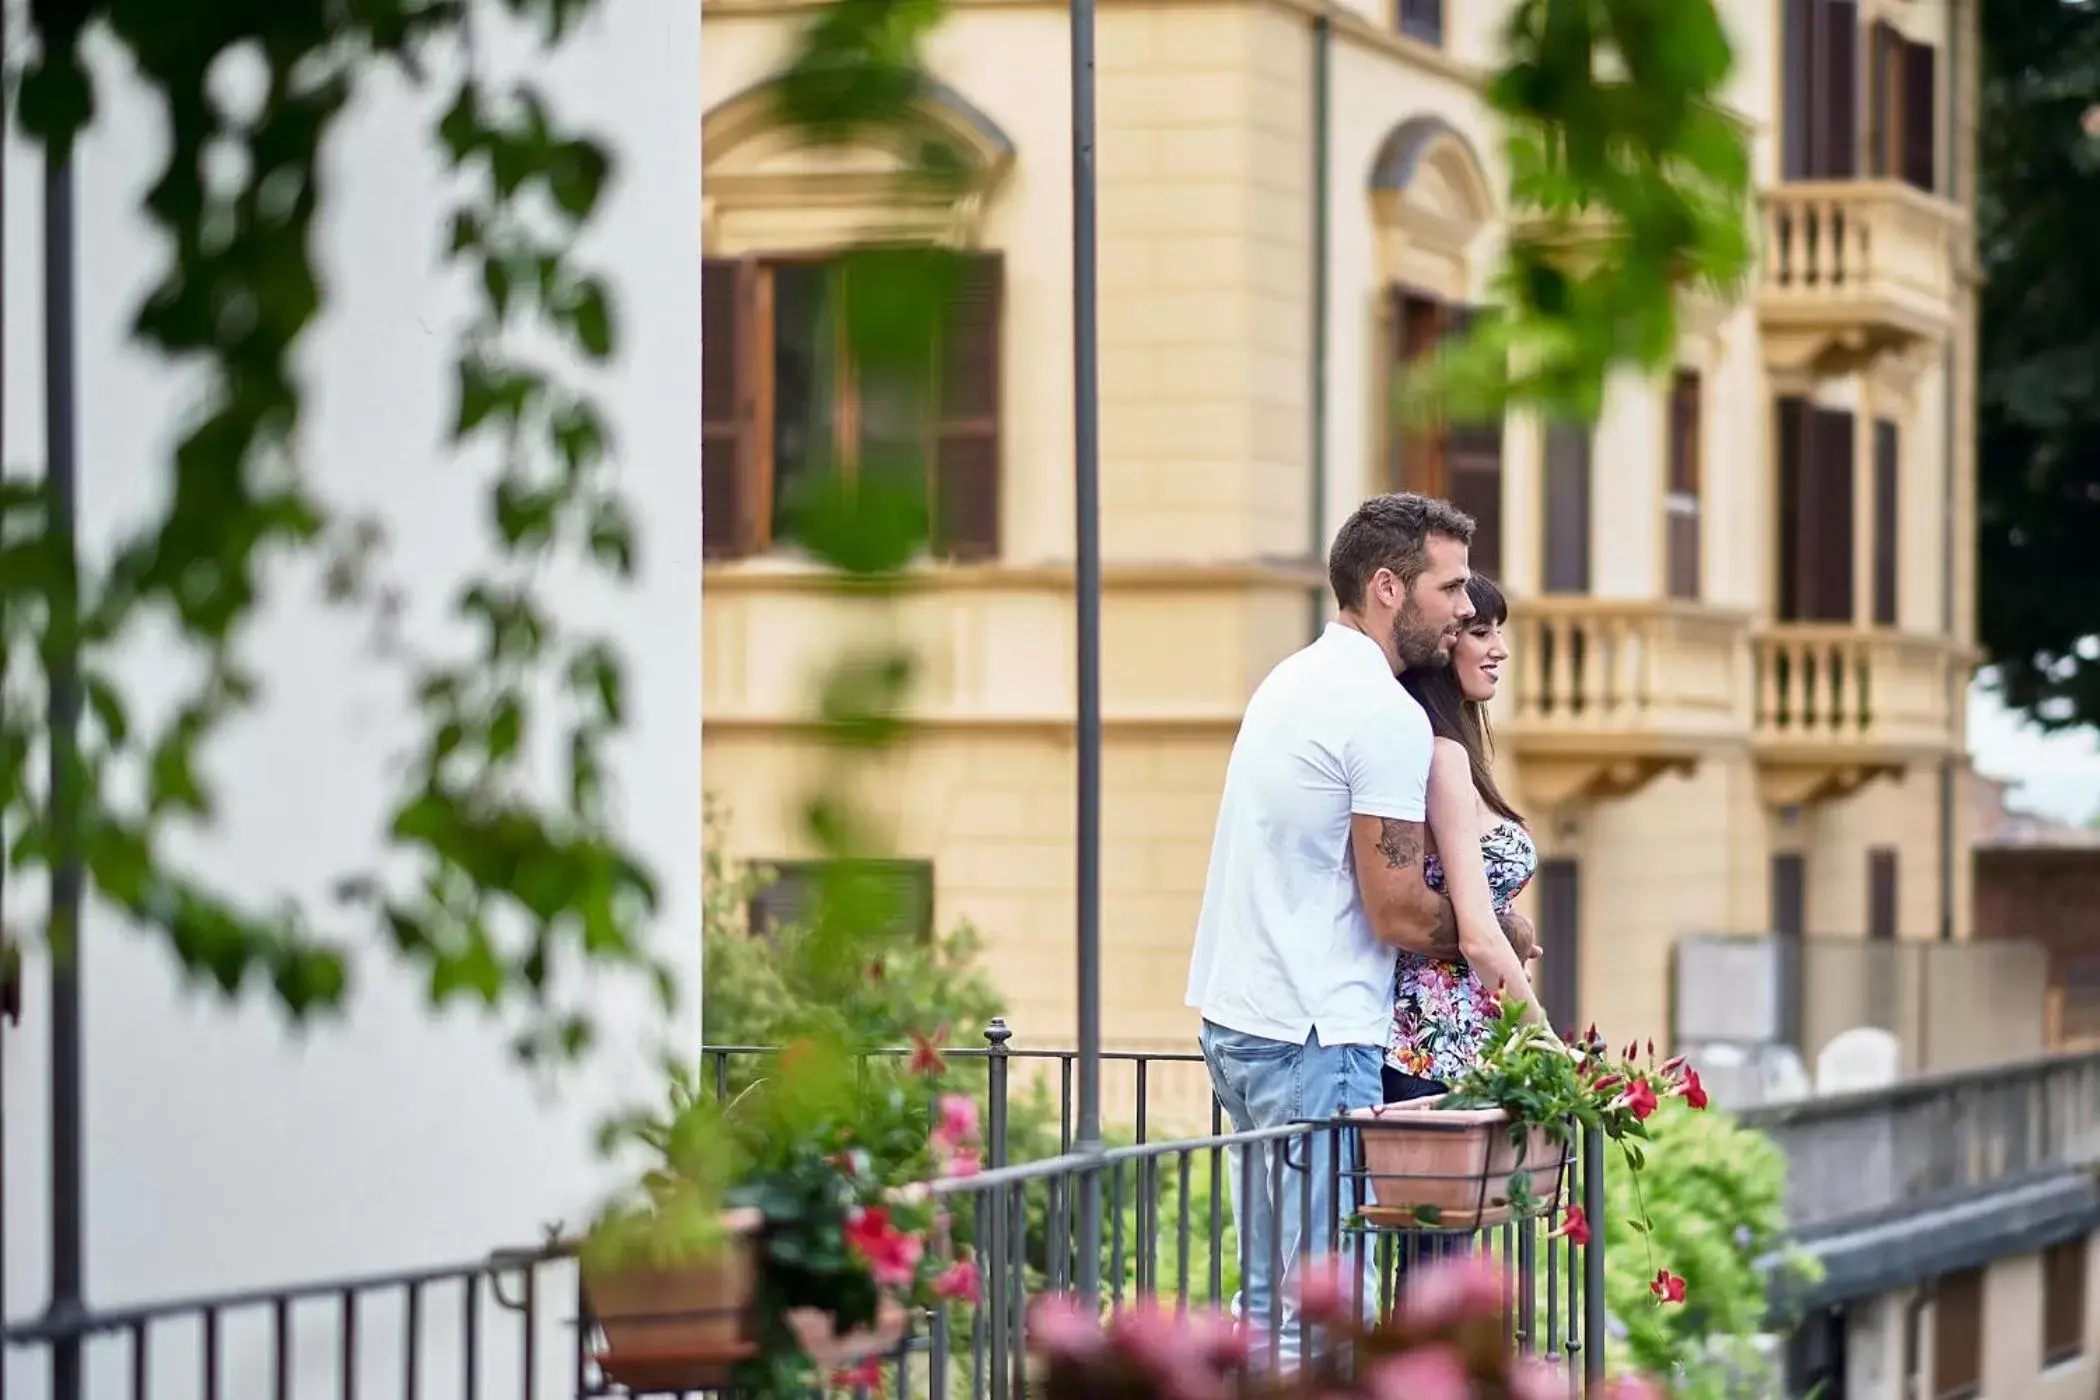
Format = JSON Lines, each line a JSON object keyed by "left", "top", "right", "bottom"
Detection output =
{"left": 1198, "top": 1021, "right": 1383, "bottom": 1367}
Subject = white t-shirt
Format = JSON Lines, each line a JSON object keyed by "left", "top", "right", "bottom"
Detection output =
{"left": 1185, "top": 623, "right": 1434, "bottom": 1047}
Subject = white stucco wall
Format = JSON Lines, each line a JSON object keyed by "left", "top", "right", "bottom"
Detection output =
{"left": 2, "top": 5, "right": 702, "bottom": 1396}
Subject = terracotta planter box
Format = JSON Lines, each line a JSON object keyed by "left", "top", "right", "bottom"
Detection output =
{"left": 1344, "top": 1097, "right": 1570, "bottom": 1231}
{"left": 582, "top": 1206, "right": 764, "bottom": 1392}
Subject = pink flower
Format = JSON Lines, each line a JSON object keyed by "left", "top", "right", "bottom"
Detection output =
{"left": 1296, "top": 1257, "right": 1347, "bottom": 1321}
{"left": 844, "top": 1206, "right": 924, "bottom": 1289}
{"left": 1607, "top": 1375, "right": 1667, "bottom": 1400}
{"left": 936, "top": 1094, "right": 979, "bottom": 1146}
{"left": 942, "top": 1147, "right": 982, "bottom": 1178}
{"left": 933, "top": 1259, "right": 981, "bottom": 1304}
{"left": 1028, "top": 1295, "right": 1106, "bottom": 1362}
{"left": 1187, "top": 1312, "right": 1248, "bottom": 1368}
{"left": 1677, "top": 1067, "right": 1710, "bottom": 1110}
{"left": 1109, "top": 1305, "right": 1232, "bottom": 1400}
{"left": 1511, "top": 1359, "right": 1570, "bottom": 1400}
{"left": 1396, "top": 1255, "right": 1507, "bottom": 1332}
{"left": 1650, "top": 1269, "right": 1687, "bottom": 1304}
{"left": 1364, "top": 1345, "right": 1471, "bottom": 1400}
{"left": 1549, "top": 1206, "right": 1591, "bottom": 1247}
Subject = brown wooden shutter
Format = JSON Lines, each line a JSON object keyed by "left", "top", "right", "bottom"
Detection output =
{"left": 1818, "top": 0, "right": 1860, "bottom": 179}
{"left": 1873, "top": 419, "right": 1899, "bottom": 625}
{"left": 1932, "top": 1268, "right": 1984, "bottom": 1400}
{"left": 1537, "top": 858, "right": 1580, "bottom": 1035}
{"left": 1390, "top": 289, "right": 1448, "bottom": 497}
{"left": 1444, "top": 306, "right": 1502, "bottom": 577}
{"left": 1867, "top": 20, "right": 1900, "bottom": 177}
{"left": 703, "top": 257, "right": 757, "bottom": 559}
{"left": 1808, "top": 407, "right": 1857, "bottom": 621}
{"left": 1783, "top": 0, "right": 1816, "bottom": 179}
{"left": 1867, "top": 847, "right": 1898, "bottom": 940}
{"left": 1776, "top": 396, "right": 1809, "bottom": 620}
{"left": 1542, "top": 420, "right": 1591, "bottom": 594}
{"left": 2043, "top": 1239, "right": 2088, "bottom": 1366}
{"left": 1901, "top": 38, "right": 1937, "bottom": 192}
{"left": 932, "top": 252, "right": 1003, "bottom": 561}
{"left": 1666, "top": 370, "right": 1702, "bottom": 600}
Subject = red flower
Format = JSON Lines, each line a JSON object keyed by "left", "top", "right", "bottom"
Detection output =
{"left": 1549, "top": 1206, "right": 1591, "bottom": 1247}
{"left": 1617, "top": 1079, "right": 1659, "bottom": 1121}
{"left": 1677, "top": 1067, "right": 1709, "bottom": 1110}
{"left": 933, "top": 1259, "right": 981, "bottom": 1304}
{"left": 907, "top": 1027, "right": 949, "bottom": 1077}
{"left": 1650, "top": 1269, "right": 1687, "bottom": 1304}
{"left": 844, "top": 1206, "right": 924, "bottom": 1289}
{"left": 830, "top": 1356, "right": 886, "bottom": 1394}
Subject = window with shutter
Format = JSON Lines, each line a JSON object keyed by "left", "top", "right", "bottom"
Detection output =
{"left": 1818, "top": 0, "right": 1860, "bottom": 179}
{"left": 1901, "top": 38, "right": 1937, "bottom": 192}
{"left": 1398, "top": 0, "right": 1442, "bottom": 44}
{"left": 2044, "top": 1238, "right": 2089, "bottom": 1367}
{"left": 699, "top": 252, "right": 1005, "bottom": 562}
{"left": 1775, "top": 397, "right": 1856, "bottom": 622}
{"left": 1542, "top": 420, "right": 1592, "bottom": 594}
{"left": 748, "top": 858, "right": 935, "bottom": 943}
{"left": 1666, "top": 370, "right": 1702, "bottom": 600}
{"left": 1873, "top": 419, "right": 1899, "bottom": 625}
{"left": 1783, "top": 0, "right": 1863, "bottom": 179}
{"left": 1771, "top": 853, "right": 1807, "bottom": 1050}
{"left": 1443, "top": 306, "right": 1503, "bottom": 579}
{"left": 1867, "top": 847, "right": 1898, "bottom": 940}
{"left": 1931, "top": 1268, "right": 1984, "bottom": 1400}
{"left": 1382, "top": 290, "right": 1503, "bottom": 577}
{"left": 1387, "top": 288, "right": 1449, "bottom": 497}
{"left": 1538, "top": 858, "right": 1580, "bottom": 1034}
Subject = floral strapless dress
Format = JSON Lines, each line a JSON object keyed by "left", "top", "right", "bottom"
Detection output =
{"left": 1385, "top": 819, "right": 1539, "bottom": 1083}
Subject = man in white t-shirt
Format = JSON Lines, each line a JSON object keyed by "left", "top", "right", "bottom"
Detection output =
{"left": 1185, "top": 493, "right": 1527, "bottom": 1360}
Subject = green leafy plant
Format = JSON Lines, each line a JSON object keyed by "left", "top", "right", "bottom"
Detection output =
{"left": 584, "top": 1062, "right": 743, "bottom": 1272}
{"left": 1602, "top": 1103, "right": 1818, "bottom": 1400}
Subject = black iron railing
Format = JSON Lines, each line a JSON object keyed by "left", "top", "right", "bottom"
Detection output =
{"left": 3, "top": 1031, "right": 1613, "bottom": 1399}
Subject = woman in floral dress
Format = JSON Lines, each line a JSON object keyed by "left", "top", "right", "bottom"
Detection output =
{"left": 1385, "top": 573, "right": 1544, "bottom": 1104}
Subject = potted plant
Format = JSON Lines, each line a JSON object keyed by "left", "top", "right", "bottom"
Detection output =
{"left": 724, "top": 1034, "right": 987, "bottom": 1396}
{"left": 1347, "top": 997, "right": 1709, "bottom": 1302}
{"left": 580, "top": 1065, "right": 762, "bottom": 1392}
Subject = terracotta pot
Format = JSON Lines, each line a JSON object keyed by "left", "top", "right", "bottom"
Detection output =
{"left": 1345, "top": 1097, "right": 1570, "bottom": 1231}
{"left": 784, "top": 1296, "right": 910, "bottom": 1368}
{"left": 582, "top": 1206, "right": 764, "bottom": 1392}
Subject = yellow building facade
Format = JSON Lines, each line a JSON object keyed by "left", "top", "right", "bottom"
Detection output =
{"left": 699, "top": 0, "right": 1978, "bottom": 1058}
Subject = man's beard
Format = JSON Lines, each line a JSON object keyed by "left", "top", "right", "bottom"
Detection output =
{"left": 1391, "top": 600, "right": 1452, "bottom": 672}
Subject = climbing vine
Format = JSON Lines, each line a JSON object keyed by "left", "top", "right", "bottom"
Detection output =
{"left": 9, "top": 0, "right": 657, "bottom": 1061}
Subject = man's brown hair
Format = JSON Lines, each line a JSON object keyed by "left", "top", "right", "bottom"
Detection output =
{"left": 1327, "top": 493, "right": 1477, "bottom": 610}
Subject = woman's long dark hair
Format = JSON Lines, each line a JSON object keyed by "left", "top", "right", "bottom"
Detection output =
{"left": 1400, "top": 574, "right": 1524, "bottom": 826}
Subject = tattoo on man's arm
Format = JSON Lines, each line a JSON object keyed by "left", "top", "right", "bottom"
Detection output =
{"left": 1377, "top": 818, "right": 1420, "bottom": 871}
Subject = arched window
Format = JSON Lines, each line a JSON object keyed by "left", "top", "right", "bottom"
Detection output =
{"left": 1367, "top": 118, "right": 1502, "bottom": 572}
{"left": 702, "top": 81, "right": 1015, "bottom": 562}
